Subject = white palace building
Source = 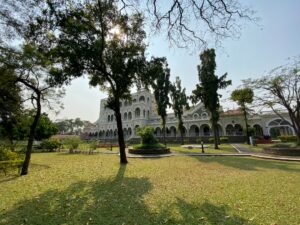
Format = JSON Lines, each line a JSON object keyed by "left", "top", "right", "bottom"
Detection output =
{"left": 86, "top": 89, "right": 295, "bottom": 142}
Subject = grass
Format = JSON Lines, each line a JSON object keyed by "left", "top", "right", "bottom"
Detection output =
{"left": 168, "top": 143, "right": 238, "bottom": 154}
{"left": 1, "top": 153, "right": 299, "bottom": 225}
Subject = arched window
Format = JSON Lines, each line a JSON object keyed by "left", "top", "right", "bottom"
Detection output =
{"left": 107, "top": 115, "right": 110, "bottom": 122}
{"left": 201, "top": 112, "right": 208, "bottom": 119}
{"left": 111, "top": 115, "right": 114, "bottom": 122}
{"left": 193, "top": 113, "right": 199, "bottom": 120}
{"left": 124, "top": 112, "right": 127, "bottom": 120}
{"left": 143, "top": 109, "right": 146, "bottom": 118}
{"left": 128, "top": 112, "right": 132, "bottom": 120}
{"left": 139, "top": 96, "right": 145, "bottom": 102}
{"left": 226, "top": 124, "right": 234, "bottom": 135}
{"left": 135, "top": 108, "right": 140, "bottom": 118}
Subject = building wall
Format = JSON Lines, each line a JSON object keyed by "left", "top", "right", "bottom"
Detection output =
{"left": 89, "top": 90, "right": 295, "bottom": 140}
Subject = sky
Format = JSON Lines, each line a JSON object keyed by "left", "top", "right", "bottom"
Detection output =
{"left": 50, "top": 0, "right": 300, "bottom": 122}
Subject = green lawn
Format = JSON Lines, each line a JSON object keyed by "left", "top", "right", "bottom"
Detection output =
{"left": 168, "top": 143, "right": 238, "bottom": 154}
{"left": 1, "top": 153, "right": 299, "bottom": 225}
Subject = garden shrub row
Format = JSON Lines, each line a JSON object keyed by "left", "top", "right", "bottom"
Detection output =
{"left": 208, "top": 137, "right": 229, "bottom": 143}
{"left": 278, "top": 135, "right": 297, "bottom": 143}
{"left": 0, "top": 147, "right": 24, "bottom": 175}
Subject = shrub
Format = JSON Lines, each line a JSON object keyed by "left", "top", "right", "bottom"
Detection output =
{"left": 208, "top": 138, "right": 215, "bottom": 143}
{"left": 132, "top": 143, "right": 164, "bottom": 149}
{"left": 137, "top": 126, "right": 159, "bottom": 145}
{"left": 89, "top": 141, "right": 98, "bottom": 150}
{"left": 220, "top": 137, "right": 229, "bottom": 143}
{"left": 278, "top": 136, "right": 297, "bottom": 143}
{"left": 39, "top": 139, "right": 62, "bottom": 152}
{"left": 0, "top": 147, "right": 19, "bottom": 161}
{"left": 63, "top": 137, "right": 81, "bottom": 153}
{"left": 208, "top": 137, "right": 228, "bottom": 143}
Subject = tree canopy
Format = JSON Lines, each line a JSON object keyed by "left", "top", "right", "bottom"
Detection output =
{"left": 26, "top": 0, "right": 151, "bottom": 163}
{"left": 244, "top": 59, "right": 300, "bottom": 145}
{"left": 231, "top": 87, "right": 254, "bottom": 144}
{"left": 191, "top": 49, "right": 231, "bottom": 149}
{"left": 147, "top": 57, "right": 171, "bottom": 146}
{"left": 170, "top": 76, "right": 189, "bottom": 145}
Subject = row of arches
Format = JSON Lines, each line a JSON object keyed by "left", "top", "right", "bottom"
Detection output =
{"left": 95, "top": 118, "right": 295, "bottom": 139}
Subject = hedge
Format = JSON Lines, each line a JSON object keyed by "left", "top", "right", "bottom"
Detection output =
{"left": 208, "top": 137, "right": 229, "bottom": 143}
{"left": 278, "top": 136, "right": 297, "bottom": 143}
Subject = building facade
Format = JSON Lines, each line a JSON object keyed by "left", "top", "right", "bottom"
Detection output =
{"left": 88, "top": 89, "right": 295, "bottom": 142}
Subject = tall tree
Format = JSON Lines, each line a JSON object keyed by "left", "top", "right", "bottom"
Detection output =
{"left": 29, "top": 0, "right": 148, "bottom": 163}
{"left": 231, "top": 88, "right": 254, "bottom": 144}
{"left": 170, "top": 76, "right": 190, "bottom": 145}
{"left": 244, "top": 59, "right": 300, "bottom": 146}
{"left": 191, "top": 49, "right": 231, "bottom": 149}
{"left": 0, "top": 44, "right": 64, "bottom": 175}
{"left": 147, "top": 57, "right": 171, "bottom": 146}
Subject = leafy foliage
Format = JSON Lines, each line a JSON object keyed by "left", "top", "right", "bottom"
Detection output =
{"left": 191, "top": 49, "right": 231, "bottom": 149}
{"left": 147, "top": 57, "right": 171, "bottom": 146}
{"left": 136, "top": 126, "right": 159, "bottom": 145}
{"left": 0, "top": 67, "right": 22, "bottom": 143}
{"left": 231, "top": 88, "right": 254, "bottom": 144}
{"left": 0, "top": 147, "right": 19, "bottom": 161}
{"left": 244, "top": 59, "right": 300, "bottom": 145}
{"left": 170, "top": 76, "right": 189, "bottom": 144}
{"left": 39, "top": 139, "right": 62, "bottom": 152}
{"left": 28, "top": 0, "right": 151, "bottom": 163}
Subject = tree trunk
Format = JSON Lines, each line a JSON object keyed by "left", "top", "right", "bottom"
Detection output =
{"left": 162, "top": 117, "right": 166, "bottom": 147}
{"left": 178, "top": 118, "right": 184, "bottom": 145}
{"left": 212, "top": 122, "right": 219, "bottom": 149}
{"left": 242, "top": 106, "right": 250, "bottom": 145}
{"left": 114, "top": 101, "right": 127, "bottom": 164}
{"left": 21, "top": 93, "right": 41, "bottom": 176}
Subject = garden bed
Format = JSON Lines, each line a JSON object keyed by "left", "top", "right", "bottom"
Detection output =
{"left": 128, "top": 148, "right": 170, "bottom": 155}
{"left": 263, "top": 147, "right": 300, "bottom": 156}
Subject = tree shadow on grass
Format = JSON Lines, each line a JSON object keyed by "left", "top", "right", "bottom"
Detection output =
{"left": 0, "top": 164, "right": 254, "bottom": 225}
{"left": 192, "top": 156, "right": 300, "bottom": 172}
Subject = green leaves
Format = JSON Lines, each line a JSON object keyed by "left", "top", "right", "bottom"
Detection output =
{"left": 231, "top": 88, "right": 254, "bottom": 107}
{"left": 191, "top": 49, "right": 231, "bottom": 149}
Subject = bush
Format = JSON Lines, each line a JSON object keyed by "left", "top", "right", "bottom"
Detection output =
{"left": 278, "top": 136, "right": 297, "bottom": 143}
{"left": 89, "top": 141, "right": 98, "bottom": 150}
{"left": 137, "top": 126, "right": 159, "bottom": 145}
{"left": 132, "top": 143, "right": 164, "bottom": 149}
{"left": 63, "top": 137, "right": 81, "bottom": 153}
{"left": 208, "top": 137, "right": 229, "bottom": 143}
{"left": 0, "top": 147, "right": 19, "bottom": 161}
{"left": 39, "top": 139, "right": 62, "bottom": 152}
{"left": 208, "top": 138, "right": 215, "bottom": 143}
{"left": 220, "top": 137, "right": 229, "bottom": 143}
